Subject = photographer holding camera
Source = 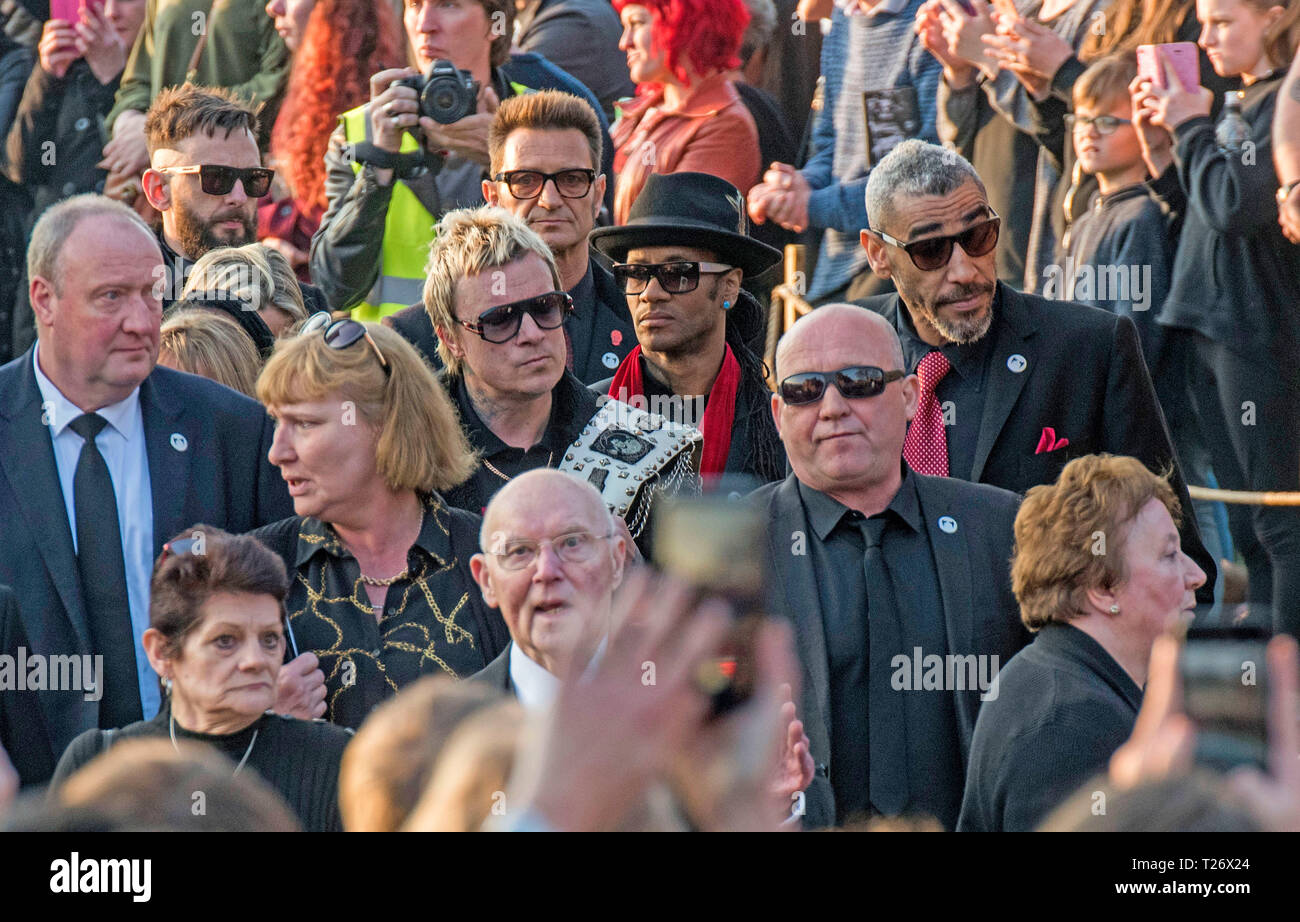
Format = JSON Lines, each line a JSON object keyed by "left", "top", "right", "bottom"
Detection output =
{"left": 310, "top": 0, "right": 613, "bottom": 320}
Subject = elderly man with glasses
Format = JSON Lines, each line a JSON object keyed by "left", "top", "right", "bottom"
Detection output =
{"left": 855, "top": 139, "right": 1215, "bottom": 606}
{"left": 749, "top": 301, "right": 1029, "bottom": 830}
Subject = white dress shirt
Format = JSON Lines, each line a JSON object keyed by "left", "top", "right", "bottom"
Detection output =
{"left": 33, "top": 346, "right": 158, "bottom": 719}
{"left": 508, "top": 642, "right": 560, "bottom": 712}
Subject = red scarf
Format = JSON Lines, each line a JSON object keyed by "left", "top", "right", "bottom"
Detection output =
{"left": 608, "top": 345, "right": 740, "bottom": 477}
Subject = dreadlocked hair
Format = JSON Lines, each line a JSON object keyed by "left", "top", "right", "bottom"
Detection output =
{"left": 725, "top": 289, "right": 787, "bottom": 484}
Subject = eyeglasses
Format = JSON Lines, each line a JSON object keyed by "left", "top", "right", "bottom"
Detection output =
{"left": 1066, "top": 114, "right": 1132, "bottom": 136}
{"left": 300, "top": 311, "right": 391, "bottom": 377}
{"left": 871, "top": 213, "right": 1001, "bottom": 272}
{"left": 778, "top": 365, "right": 907, "bottom": 406}
{"left": 489, "top": 531, "right": 613, "bottom": 571}
{"left": 157, "top": 164, "right": 275, "bottom": 197}
{"left": 494, "top": 169, "right": 596, "bottom": 199}
{"left": 612, "top": 261, "right": 734, "bottom": 295}
{"left": 457, "top": 290, "right": 573, "bottom": 344}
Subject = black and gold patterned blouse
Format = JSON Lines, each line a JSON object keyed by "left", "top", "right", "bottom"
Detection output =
{"left": 251, "top": 493, "right": 509, "bottom": 729}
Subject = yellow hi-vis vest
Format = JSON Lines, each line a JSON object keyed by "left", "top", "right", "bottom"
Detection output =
{"left": 339, "top": 84, "right": 531, "bottom": 322}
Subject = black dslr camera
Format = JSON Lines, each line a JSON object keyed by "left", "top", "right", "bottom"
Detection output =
{"left": 395, "top": 59, "right": 480, "bottom": 124}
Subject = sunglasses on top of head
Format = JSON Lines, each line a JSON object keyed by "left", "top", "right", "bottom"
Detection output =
{"left": 457, "top": 290, "right": 574, "bottom": 344}
{"left": 300, "top": 311, "right": 391, "bottom": 377}
{"left": 778, "top": 365, "right": 907, "bottom": 406}
{"left": 156, "top": 164, "right": 275, "bottom": 197}
{"left": 870, "top": 210, "right": 1001, "bottom": 272}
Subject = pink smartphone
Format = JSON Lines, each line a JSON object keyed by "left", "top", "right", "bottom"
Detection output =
{"left": 48, "top": 0, "right": 79, "bottom": 22}
{"left": 1137, "top": 42, "right": 1200, "bottom": 90}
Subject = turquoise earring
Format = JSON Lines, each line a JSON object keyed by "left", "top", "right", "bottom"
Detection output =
{"left": 722, "top": 300, "right": 732, "bottom": 311}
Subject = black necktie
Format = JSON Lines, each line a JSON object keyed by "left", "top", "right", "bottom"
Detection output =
{"left": 69, "top": 413, "right": 142, "bottom": 728}
{"left": 857, "top": 515, "right": 909, "bottom": 816}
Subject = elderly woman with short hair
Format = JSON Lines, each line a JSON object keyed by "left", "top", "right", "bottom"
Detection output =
{"left": 958, "top": 454, "right": 1206, "bottom": 832}
{"left": 253, "top": 318, "right": 509, "bottom": 730}
{"left": 50, "top": 526, "right": 352, "bottom": 832}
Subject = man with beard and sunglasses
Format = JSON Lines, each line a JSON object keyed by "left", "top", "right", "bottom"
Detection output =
{"left": 749, "top": 302, "right": 1029, "bottom": 829}
{"left": 855, "top": 139, "right": 1215, "bottom": 606}
{"left": 139, "top": 85, "right": 327, "bottom": 315}
{"left": 423, "top": 205, "right": 699, "bottom": 531}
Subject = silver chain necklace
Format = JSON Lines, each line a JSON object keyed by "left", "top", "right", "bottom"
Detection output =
{"left": 170, "top": 712, "right": 259, "bottom": 775}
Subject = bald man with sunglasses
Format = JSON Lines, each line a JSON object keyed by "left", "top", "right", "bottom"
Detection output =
{"left": 749, "top": 303, "right": 1028, "bottom": 830}
{"left": 855, "top": 140, "right": 1215, "bottom": 606}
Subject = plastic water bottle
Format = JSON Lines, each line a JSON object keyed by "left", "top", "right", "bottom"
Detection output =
{"left": 1215, "top": 91, "right": 1250, "bottom": 154}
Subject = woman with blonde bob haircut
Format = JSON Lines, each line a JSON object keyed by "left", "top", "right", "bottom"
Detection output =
{"left": 959, "top": 454, "right": 1206, "bottom": 833}
{"left": 159, "top": 310, "right": 263, "bottom": 398}
{"left": 251, "top": 322, "right": 509, "bottom": 730}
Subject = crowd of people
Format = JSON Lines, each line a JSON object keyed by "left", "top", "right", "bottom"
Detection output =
{"left": 0, "top": 0, "right": 1299, "bottom": 833}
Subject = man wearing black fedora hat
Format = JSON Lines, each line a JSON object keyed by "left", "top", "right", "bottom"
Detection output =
{"left": 590, "top": 172, "right": 787, "bottom": 483}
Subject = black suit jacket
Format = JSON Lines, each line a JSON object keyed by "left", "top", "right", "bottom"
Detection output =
{"left": 0, "top": 350, "right": 294, "bottom": 786}
{"left": 858, "top": 284, "right": 1216, "bottom": 603}
{"left": 470, "top": 642, "right": 514, "bottom": 695}
{"left": 748, "top": 472, "right": 1030, "bottom": 828}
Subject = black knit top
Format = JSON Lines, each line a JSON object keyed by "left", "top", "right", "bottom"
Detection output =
{"left": 50, "top": 705, "right": 352, "bottom": 832}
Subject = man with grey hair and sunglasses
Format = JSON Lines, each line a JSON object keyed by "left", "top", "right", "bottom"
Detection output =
{"left": 856, "top": 139, "right": 1214, "bottom": 606}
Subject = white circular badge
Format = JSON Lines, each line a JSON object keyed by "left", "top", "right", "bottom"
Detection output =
{"left": 602, "top": 351, "right": 620, "bottom": 369}
{"left": 1007, "top": 354, "right": 1027, "bottom": 374}
{"left": 170, "top": 432, "right": 189, "bottom": 452}
{"left": 938, "top": 516, "right": 958, "bottom": 534}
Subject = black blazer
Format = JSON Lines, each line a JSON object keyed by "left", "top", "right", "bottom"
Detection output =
{"left": 0, "top": 350, "right": 294, "bottom": 786}
{"left": 858, "top": 283, "right": 1216, "bottom": 603}
{"left": 470, "top": 642, "right": 514, "bottom": 695}
{"left": 748, "top": 472, "right": 1031, "bottom": 828}
{"left": 382, "top": 258, "right": 635, "bottom": 387}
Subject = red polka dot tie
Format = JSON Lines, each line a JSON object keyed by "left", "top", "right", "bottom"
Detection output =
{"left": 904, "top": 350, "right": 951, "bottom": 477}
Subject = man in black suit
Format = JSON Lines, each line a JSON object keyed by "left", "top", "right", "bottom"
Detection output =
{"left": 856, "top": 139, "right": 1215, "bottom": 604}
{"left": 386, "top": 90, "right": 634, "bottom": 384}
{"left": 750, "top": 303, "right": 1030, "bottom": 829}
{"left": 0, "top": 195, "right": 295, "bottom": 787}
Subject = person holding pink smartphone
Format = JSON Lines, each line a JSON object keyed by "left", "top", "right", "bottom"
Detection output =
{"left": 1132, "top": 0, "right": 1300, "bottom": 638}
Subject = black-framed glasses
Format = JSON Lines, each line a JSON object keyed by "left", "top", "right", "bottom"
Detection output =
{"left": 300, "top": 311, "right": 391, "bottom": 377}
{"left": 1066, "top": 114, "right": 1132, "bottom": 136}
{"left": 778, "top": 365, "right": 907, "bottom": 406}
{"left": 493, "top": 169, "right": 596, "bottom": 199}
{"left": 489, "top": 531, "right": 613, "bottom": 571}
{"left": 457, "top": 290, "right": 573, "bottom": 343}
{"left": 157, "top": 164, "right": 275, "bottom": 197}
{"left": 871, "top": 212, "right": 1001, "bottom": 272}
{"left": 612, "top": 260, "right": 734, "bottom": 295}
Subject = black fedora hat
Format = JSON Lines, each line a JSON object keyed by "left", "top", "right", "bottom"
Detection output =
{"left": 590, "top": 172, "right": 781, "bottom": 278}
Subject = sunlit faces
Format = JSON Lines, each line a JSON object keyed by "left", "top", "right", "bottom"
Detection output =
{"left": 471, "top": 475, "right": 626, "bottom": 675}
{"left": 439, "top": 252, "right": 567, "bottom": 402}
{"left": 266, "top": 392, "right": 384, "bottom": 521}
{"left": 264, "top": 0, "right": 316, "bottom": 52}
{"left": 1196, "top": 0, "right": 1285, "bottom": 79}
{"left": 619, "top": 4, "right": 669, "bottom": 85}
{"left": 146, "top": 592, "right": 286, "bottom": 726}
{"left": 1108, "top": 498, "right": 1207, "bottom": 642}
{"left": 772, "top": 307, "right": 918, "bottom": 497}
{"left": 104, "top": 0, "right": 148, "bottom": 47}
{"left": 153, "top": 129, "right": 262, "bottom": 259}
{"left": 861, "top": 179, "right": 998, "bottom": 346}
{"left": 405, "top": 0, "right": 494, "bottom": 74}
{"left": 484, "top": 127, "right": 605, "bottom": 259}
{"left": 623, "top": 244, "right": 738, "bottom": 358}
{"left": 30, "top": 214, "right": 164, "bottom": 408}
{"left": 1072, "top": 97, "right": 1143, "bottom": 180}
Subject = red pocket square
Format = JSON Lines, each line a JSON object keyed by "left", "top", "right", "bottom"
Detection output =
{"left": 1035, "top": 427, "right": 1070, "bottom": 454}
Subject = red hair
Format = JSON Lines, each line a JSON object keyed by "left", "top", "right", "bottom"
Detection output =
{"left": 271, "top": 0, "right": 405, "bottom": 210}
{"left": 614, "top": 0, "right": 749, "bottom": 87}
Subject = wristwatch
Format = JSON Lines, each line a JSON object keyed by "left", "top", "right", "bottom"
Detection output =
{"left": 1277, "top": 179, "right": 1300, "bottom": 205}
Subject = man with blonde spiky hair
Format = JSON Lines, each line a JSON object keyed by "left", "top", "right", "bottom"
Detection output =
{"left": 424, "top": 205, "right": 699, "bottom": 536}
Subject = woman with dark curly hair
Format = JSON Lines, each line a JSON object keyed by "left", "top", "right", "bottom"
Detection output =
{"left": 259, "top": 0, "right": 405, "bottom": 278}
{"left": 611, "top": 0, "right": 762, "bottom": 224}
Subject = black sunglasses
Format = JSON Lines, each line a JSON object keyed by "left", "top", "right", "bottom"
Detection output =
{"left": 300, "top": 311, "right": 391, "bottom": 377}
{"left": 872, "top": 213, "right": 1001, "bottom": 272}
{"left": 158, "top": 164, "right": 275, "bottom": 197}
{"left": 612, "top": 260, "right": 734, "bottom": 295}
{"left": 494, "top": 169, "right": 596, "bottom": 200}
{"left": 778, "top": 365, "right": 907, "bottom": 406}
{"left": 457, "top": 290, "right": 573, "bottom": 343}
